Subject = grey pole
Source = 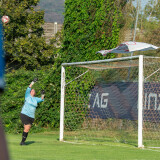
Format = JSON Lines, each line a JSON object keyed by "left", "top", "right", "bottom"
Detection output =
{"left": 131, "top": 0, "right": 140, "bottom": 56}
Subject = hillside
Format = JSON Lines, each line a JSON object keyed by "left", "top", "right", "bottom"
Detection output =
{"left": 38, "top": 0, "right": 64, "bottom": 23}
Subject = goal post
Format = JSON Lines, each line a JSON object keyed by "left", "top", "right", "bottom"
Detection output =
{"left": 60, "top": 66, "right": 65, "bottom": 141}
{"left": 138, "top": 55, "right": 143, "bottom": 148}
{"left": 60, "top": 55, "right": 160, "bottom": 148}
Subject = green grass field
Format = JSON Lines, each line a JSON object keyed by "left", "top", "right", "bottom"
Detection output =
{"left": 7, "top": 131, "right": 160, "bottom": 160}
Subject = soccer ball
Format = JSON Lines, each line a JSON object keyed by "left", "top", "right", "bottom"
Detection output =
{"left": 1, "top": 15, "right": 10, "bottom": 24}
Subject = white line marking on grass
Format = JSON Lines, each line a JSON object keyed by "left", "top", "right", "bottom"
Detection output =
{"left": 63, "top": 141, "right": 160, "bottom": 153}
{"left": 63, "top": 141, "right": 83, "bottom": 145}
{"left": 63, "top": 141, "right": 136, "bottom": 148}
{"left": 143, "top": 148, "right": 160, "bottom": 153}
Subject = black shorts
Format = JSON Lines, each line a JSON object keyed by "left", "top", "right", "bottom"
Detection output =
{"left": 20, "top": 113, "right": 34, "bottom": 125}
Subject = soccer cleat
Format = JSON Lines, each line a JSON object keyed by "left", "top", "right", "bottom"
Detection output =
{"left": 20, "top": 142, "right": 26, "bottom": 146}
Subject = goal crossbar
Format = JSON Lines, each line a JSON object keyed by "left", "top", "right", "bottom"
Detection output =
{"left": 62, "top": 55, "right": 140, "bottom": 66}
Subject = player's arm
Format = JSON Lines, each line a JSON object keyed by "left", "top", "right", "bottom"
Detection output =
{"left": 35, "top": 90, "right": 45, "bottom": 103}
{"left": 35, "top": 97, "right": 44, "bottom": 103}
{"left": 29, "top": 78, "right": 38, "bottom": 88}
{"left": 25, "top": 78, "right": 38, "bottom": 97}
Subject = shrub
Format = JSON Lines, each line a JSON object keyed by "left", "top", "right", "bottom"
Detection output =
{"left": 1, "top": 66, "right": 61, "bottom": 133}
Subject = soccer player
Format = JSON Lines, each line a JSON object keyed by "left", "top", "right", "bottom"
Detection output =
{"left": 20, "top": 78, "right": 45, "bottom": 145}
{"left": 0, "top": 119, "right": 10, "bottom": 160}
{"left": 0, "top": 16, "right": 10, "bottom": 160}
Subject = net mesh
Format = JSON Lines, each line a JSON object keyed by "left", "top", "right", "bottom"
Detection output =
{"left": 63, "top": 58, "right": 139, "bottom": 145}
{"left": 143, "top": 57, "right": 160, "bottom": 147}
{"left": 63, "top": 56, "right": 160, "bottom": 147}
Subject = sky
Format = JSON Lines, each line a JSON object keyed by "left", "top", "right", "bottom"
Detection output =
{"left": 132, "top": 0, "right": 153, "bottom": 9}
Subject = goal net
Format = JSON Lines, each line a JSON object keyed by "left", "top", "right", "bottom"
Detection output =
{"left": 60, "top": 55, "right": 160, "bottom": 148}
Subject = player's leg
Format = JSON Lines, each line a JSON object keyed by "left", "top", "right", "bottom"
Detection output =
{"left": 24, "top": 124, "right": 31, "bottom": 132}
{"left": 20, "top": 124, "right": 31, "bottom": 145}
{"left": 20, "top": 113, "right": 34, "bottom": 145}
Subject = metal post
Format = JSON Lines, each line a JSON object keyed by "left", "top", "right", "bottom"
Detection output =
{"left": 138, "top": 55, "right": 144, "bottom": 148}
{"left": 131, "top": 0, "right": 140, "bottom": 57}
{"left": 60, "top": 66, "right": 65, "bottom": 141}
{"left": 133, "top": 0, "right": 140, "bottom": 42}
{"left": 54, "top": 22, "right": 57, "bottom": 35}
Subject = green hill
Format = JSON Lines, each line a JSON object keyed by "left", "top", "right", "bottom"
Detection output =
{"left": 38, "top": 0, "right": 64, "bottom": 23}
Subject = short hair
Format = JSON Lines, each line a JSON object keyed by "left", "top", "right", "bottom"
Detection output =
{"left": 30, "top": 89, "right": 35, "bottom": 93}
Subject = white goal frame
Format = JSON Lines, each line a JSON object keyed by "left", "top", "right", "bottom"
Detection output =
{"left": 60, "top": 55, "right": 145, "bottom": 148}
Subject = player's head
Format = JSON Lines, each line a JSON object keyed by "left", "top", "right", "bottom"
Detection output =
{"left": 30, "top": 89, "right": 36, "bottom": 97}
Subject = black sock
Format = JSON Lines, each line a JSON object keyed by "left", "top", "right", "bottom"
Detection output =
{"left": 21, "top": 131, "right": 28, "bottom": 143}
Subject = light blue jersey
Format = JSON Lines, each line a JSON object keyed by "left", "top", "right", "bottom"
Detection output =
{"left": 21, "top": 87, "right": 44, "bottom": 118}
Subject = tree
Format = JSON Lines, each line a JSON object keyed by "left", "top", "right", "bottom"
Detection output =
{"left": 0, "top": 0, "right": 130, "bottom": 133}
{"left": 61, "top": 0, "right": 128, "bottom": 63}
{"left": 132, "top": 0, "right": 160, "bottom": 56}
{"left": 139, "top": 0, "right": 160, "bottom": 32}
{"left": 144, "top": 0, "right": 160, "bottom": 21}
{"left": 137, "top": 0, "right": 160, "bottom": 42}
{"left": 0, "top": 0, "right": 56, "bottom": 69}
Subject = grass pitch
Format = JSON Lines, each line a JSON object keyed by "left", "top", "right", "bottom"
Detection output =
{"left": 7, "top": 131, "right": 160, "bottom": 160}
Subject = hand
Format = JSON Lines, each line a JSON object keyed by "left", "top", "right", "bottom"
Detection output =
{"left": 41, "top": 90, "right": 45, "bottom": 95}
{"left": 41, "top": 90, "right": 45, "bottom": 100}
{"left": 33, "top": 78, "right": 38, "bottom": 82}
{"left": 29, "top": 78, "right": 38, "bottom": 88}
